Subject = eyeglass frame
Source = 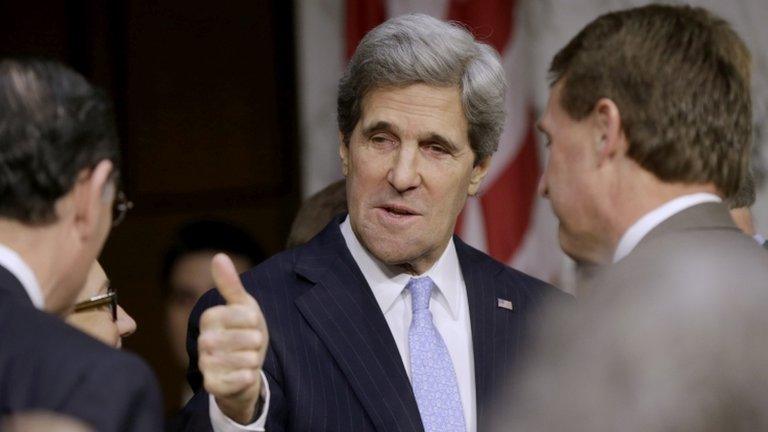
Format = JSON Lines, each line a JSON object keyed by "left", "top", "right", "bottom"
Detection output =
{"left": 73, "top": 287, "right": 118, "bottom": 322}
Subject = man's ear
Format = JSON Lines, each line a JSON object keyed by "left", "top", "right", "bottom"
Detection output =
{"left": 468, "top": 156, "right": 492, "bottom": 196}
{"left": 72, "top": 160, "right": 114, "bottom": 239}
{"left": 592, "top": 98, "right": 625, "bottom": 165}
{"left": 339, "top": 132, "right": 349, "bottom": 177}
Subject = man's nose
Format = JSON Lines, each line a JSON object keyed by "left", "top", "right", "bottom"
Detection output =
{"left": 387, "top": 144, "right": 422, "bottom": 192}
{"left": 116, "top": 305, "right": 137, "bottom": 339}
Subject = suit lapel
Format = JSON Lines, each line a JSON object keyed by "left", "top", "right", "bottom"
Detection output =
{"left": 456, "top": 237, "right": 523, "bottom": 430}
{"left": 293, "top": 220, "right": 424, "bottom": 432}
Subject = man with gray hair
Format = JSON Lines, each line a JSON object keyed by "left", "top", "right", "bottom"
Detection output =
{"left": 176, "top": 13, "right": 565, "bottom": 432}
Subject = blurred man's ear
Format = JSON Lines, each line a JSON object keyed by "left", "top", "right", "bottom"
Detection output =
{"left": 72, "top": 160, "right": 114, "bottom": 239}
{"left": 339, "top": 132, "right": 350, "bottom": 176}
{"left": 468, "top": 156, "right": 492, "bottom": 196}
{"left": 592, "top": 98, "right": 625, "bottom": 165}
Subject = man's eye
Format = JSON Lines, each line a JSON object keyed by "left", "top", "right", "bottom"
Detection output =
{"left": 370, "top": 135, "right": 395, "bottom": 146}
{"left": 424, "top": 143, "right": 449, "bottom": 154}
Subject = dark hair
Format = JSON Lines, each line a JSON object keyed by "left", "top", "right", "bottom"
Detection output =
{"left": 161, "top": 219, "right": 265, "bottom": 295}
{"left": 549, "top": 4, "right": 752, "bottom": 198}
{"left": 0, "top": 58, "right": 120, "bottom": 223}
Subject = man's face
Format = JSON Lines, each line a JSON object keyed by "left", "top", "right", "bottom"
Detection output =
{"left": 51, "top": 164, "right": 116, "bottom": 315}
{"left": 341, "top": 84, "right": 490, "bottom": 274}
{"left": 538, "top": 82, "right": 604, "bottom": 262}
{"left": 66, "top": 261, "right": 136, "bottom": 348}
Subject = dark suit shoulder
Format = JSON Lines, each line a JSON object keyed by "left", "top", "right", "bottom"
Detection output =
{"left": 0, "top": 298, "right": 162, "bottom": 431}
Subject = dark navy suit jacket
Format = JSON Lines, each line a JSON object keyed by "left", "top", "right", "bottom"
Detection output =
{"left": 0, "top": 265, "right": 162, "bottom": 431}
{"left": 178, "top": 216, "right": 567, "bottom": 431}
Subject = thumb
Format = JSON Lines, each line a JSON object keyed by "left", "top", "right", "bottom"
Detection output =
{"left": 211, "top": 253, "right": 254, "bottom": 306}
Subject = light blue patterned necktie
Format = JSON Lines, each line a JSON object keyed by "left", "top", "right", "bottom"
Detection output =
{"left": 407, "top": 276, "right": 466, "bottom": 432}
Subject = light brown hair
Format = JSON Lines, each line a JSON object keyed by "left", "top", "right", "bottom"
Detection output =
{"left": 549, "top": 4, "right": 752, "bottom": 198}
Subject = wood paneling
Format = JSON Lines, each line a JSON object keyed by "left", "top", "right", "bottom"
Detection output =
{"left": 0, "top": 0, "right": 299, "bottom": 415}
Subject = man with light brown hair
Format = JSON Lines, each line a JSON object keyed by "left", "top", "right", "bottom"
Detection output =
{"left": 493, "top": 5, "right": 768, "bottom": 429}
{"left": 537, "top": 3, "right": 762, "bottom": 267}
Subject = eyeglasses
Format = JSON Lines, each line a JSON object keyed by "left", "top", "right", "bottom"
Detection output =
{"left": 73, "top": 287, "right": 118, "bottom": 322}
{"left": 112, "top": 191, "right": 133, "bottom": 227}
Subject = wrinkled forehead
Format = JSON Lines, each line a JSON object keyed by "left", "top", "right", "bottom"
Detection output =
{"left": 357, "top": 84, "right": 468, "bottom": 137}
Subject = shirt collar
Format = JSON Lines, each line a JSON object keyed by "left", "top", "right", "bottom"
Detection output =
{"left": 613, "top": 192, "right": 721, "bottom": 263}
{"left": 0, "top": 243, "right": 45, "bottom": 309}
{"left": 340, "top": 215, "right": 463, "bottom": 319}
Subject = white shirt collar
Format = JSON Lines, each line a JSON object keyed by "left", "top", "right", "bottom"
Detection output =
{"left": 0, "top": 243, "right": 45, "bottom": 309}
{"left": 613, "top": 192, "right": 721, "bottom": 263}
{"left": 340, "top": 216, "right": 463, "bottom": 319}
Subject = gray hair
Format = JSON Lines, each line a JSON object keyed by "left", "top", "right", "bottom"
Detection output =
{"left": 337, "top": 13, "right": 506, "bottom": 162}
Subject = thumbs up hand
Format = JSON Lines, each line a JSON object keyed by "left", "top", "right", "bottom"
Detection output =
{"left": 198, "top": 253, "right": 269, "bottom": 424}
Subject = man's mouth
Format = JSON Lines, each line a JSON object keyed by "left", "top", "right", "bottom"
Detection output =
{"left": 377, "top": 204, "right": 420, "bottom": 218}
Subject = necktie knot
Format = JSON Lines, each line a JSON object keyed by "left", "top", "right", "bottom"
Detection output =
{"left": 407, "top": 276, "right": 433, "bottom": 312}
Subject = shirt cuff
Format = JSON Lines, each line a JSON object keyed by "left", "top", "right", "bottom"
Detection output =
{"left": 209, "top": 371, "right": 271, "bottom": 432}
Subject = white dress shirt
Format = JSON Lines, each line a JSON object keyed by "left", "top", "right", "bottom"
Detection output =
{"left": 211, "top": 216, "right": 477, "bottom": 432}
{"left": 341, "top": 216, "right": 477, "bottom": 432}
{"left": 613, "top": 193, "right": 722, "bottom": 263}
{"left": 0, "top": 242, "right": 44, "bottom": 309}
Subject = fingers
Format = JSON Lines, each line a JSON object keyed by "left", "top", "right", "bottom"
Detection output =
{"left": 199, "top": 349, "right": 264, "bottom": 371}
{"left": 203, "top": 368, "right": 258, "bottom": 398}
{"left": 212, "top": 253, "right": 256, "bottom": 306}
{"left": 199, "top": 328, "right": 267, "bottom": 353}
{"left": 200, "top": 304, "right": 263, "bottom": 331}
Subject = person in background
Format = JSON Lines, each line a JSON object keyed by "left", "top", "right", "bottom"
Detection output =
{"left": 286, "top": 179, "right": 347, "bottom": 248}
{"left": 0, "top": 58, "right": 161, "bottom": 431}
{"left": 726, "top": 170, "right": 768, "bottom": 247}
{"left": 162, "top": 219, "right": 265, "bottom": 402}
{"left": 66, "top": 260, "right": 137, "bottom": 348}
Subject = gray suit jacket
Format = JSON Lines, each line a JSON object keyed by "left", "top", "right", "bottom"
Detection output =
{"left": 592, "top": 202, "right": 768, "bottom": 297}
{"left": 491, "top": 202, "right": 768, "bottom": 431}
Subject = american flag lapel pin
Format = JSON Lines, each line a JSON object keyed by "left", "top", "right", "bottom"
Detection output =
{"left": 497, "top": 298, "right": 514, "bottom": 311}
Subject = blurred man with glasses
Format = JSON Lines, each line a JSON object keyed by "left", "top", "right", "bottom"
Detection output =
{"left": 67, "top": 260, "right": 137, "bottom": 349}
{"left": 67, "top": 196, "right": 136, "bottom": 348}
{"left": 0, "top": 58, "right": 161, "bottom": 431}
